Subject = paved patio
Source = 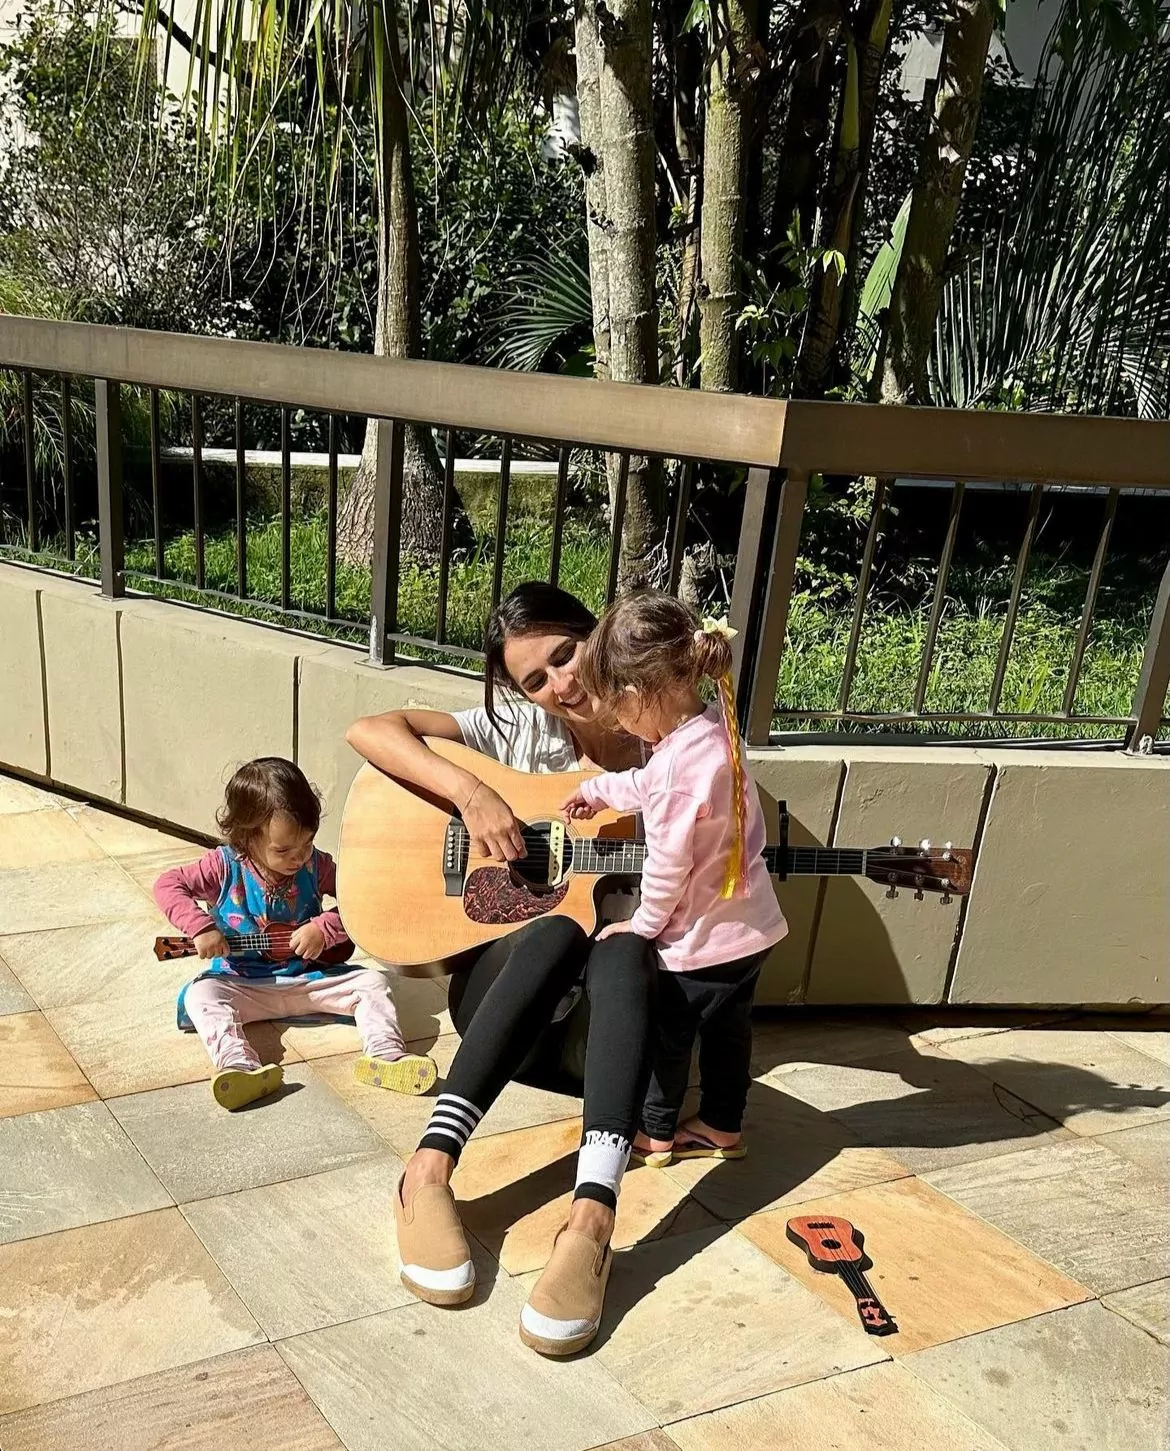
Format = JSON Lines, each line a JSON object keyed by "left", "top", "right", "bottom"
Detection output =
{"left": 1, "top": 769, "right": 1168, "bottom": 1450}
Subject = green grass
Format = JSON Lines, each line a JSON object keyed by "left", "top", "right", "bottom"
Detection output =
{"left": 5, "top": 510, "right": 1153, "bottom": 739}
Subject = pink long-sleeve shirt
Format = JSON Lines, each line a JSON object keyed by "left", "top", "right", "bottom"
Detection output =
{"left": 578, "top": 706, "right": 787, "bottom": 971}
{"left": 153, "top": 847, "right": 350, "bottom": 950}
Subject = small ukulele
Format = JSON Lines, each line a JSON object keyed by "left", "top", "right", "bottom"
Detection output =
{"left": 786, "top": 1215, "right": 898, "bottom": 1336}
{"left": 153, "top": 923, "right": 353, "bottom": 966}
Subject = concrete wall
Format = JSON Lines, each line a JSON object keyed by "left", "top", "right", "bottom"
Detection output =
{"left": 2, "top": 562, "right": 1166, "bottom": 1008}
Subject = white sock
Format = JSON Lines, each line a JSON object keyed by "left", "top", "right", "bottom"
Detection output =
{"left": 575, "top": 1129, "right": 631, "bottom": 1200}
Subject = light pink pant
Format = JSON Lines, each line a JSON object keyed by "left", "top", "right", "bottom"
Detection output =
{"left": 184, "top": 968, "right": 406, "bottom": 1072}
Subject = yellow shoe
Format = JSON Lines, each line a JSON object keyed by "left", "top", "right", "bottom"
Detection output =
{"left": 211, "top": 1063, "right": 283, "bottom": 1111}
{"left": 353, "top": 1052, "right": 437, "bottom": 1096}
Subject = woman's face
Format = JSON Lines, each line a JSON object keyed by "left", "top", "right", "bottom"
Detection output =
{"left": 503, "top": 631, "right": 595, "bottom": 724}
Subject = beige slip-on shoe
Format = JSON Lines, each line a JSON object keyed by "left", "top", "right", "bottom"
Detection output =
{"left": 519, "top": 1227, "right": 612, "bottom": 1356}
{"left": 394, "top": 1173, "right": 475, "bottom": 1306}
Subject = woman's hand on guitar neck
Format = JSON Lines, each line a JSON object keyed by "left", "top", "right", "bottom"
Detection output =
{"left": 463, "top": 782, "right": 527, "bottom": 862}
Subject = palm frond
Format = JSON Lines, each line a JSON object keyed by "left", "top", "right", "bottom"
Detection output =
{"left": 487, "top": 248, "right": 593, "bottom": 371}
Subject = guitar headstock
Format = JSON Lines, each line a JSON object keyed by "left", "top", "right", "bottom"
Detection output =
{"left": 864, "top": 839, "right": 972, "bottom": 901}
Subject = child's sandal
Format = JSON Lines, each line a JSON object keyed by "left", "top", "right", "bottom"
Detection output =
{"left": 670, "top": 1129, "right": 746, "bottom": 1161}
{"left": 211, "top": 1063, "right": 283, "bottom": 1111}
{"left": 353, "top": 1052, "right": 437, "bottom": 1096}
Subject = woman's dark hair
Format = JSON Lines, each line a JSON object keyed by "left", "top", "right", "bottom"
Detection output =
{"left": 483, "top": 581, "right": 597, "bottom": 728}
{"left": 217, "top": 756, "right": 323, "bottom": 854}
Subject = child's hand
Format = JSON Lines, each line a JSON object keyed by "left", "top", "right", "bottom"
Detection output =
{"left": 289, "top": 922, "right": 327, "bottom": 961}
{"left": 193, "top": 928, "right": 229, "bottom": 960}
{"left": 561, "top": 789, "right": 597, "bottom": 822}
{"left": 597, "top": 920, "right": 634, "bottom": 941}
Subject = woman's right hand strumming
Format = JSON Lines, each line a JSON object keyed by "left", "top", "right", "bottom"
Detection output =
{"left": 463, "top": 782, "right": 527, "bottom": 862}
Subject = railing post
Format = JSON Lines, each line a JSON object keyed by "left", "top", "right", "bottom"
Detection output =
{"left": 368, "top": 418, "right": 403, "bottom": 667}
{"left": 729, "top": 468, "right": 809, "bottom": 745}
{"left": 95, "top": 379, "right": 124, "bottom": 598}
{"left": 1127, "top": 553, "right": 1170, "bottom": 752}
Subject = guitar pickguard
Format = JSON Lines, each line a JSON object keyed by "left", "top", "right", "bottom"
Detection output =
{"left": 463, "top": 867, "right": 569, "bottom": 926}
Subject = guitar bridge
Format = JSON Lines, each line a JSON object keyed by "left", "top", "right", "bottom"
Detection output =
{"left": 547, "top": 821, "right": 566, "bottom": 887}
{"left": 443, "top": 817, "right": 468, "bottom": 897}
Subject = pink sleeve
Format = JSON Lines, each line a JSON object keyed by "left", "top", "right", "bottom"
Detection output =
{"left": 579, "top": 768, "right": 645, "bottom": 815}
{"left": 153, "top": 849, "right": 227, "bottom": 938}
{"left": 629, "top": 788, "right": 706, "bottom": 940}
{"left": 310, "top": 850, "right": 351, "bottom": 951}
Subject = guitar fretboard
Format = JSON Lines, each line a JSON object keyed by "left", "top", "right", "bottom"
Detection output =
{"left": 572, "top": 841, "right": 869, "bottom": 878}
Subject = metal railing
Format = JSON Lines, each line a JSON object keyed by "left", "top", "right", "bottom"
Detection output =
{"left": 2, "top": 315, "right": 1169, "bottom": 750}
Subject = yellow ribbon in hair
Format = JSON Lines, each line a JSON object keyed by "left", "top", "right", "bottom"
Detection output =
{"left": 693, "top": 615, "right": 747, "bottom": 899}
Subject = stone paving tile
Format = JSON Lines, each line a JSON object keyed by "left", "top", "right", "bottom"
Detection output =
{"left": 0, "top": 955, "right": 34, "bottom": 1015}
{"left": 118, "top": 846, "right": 208, "bottom": 896}
{"left": 904, "top": 1301, "right": 1170, "bottom": 1451}
{"left": 0, "top": 1208, "right": 263, "bottom": 1415}
{"left": 0, "top": 1345, "right": 344, "bottom": 1451}
{"left": 0, "top": 776, "right": 64, "bottom": 815}
{"left": 0, "top": 860, "right": 156, "bottom": 935}
{"left": 0, "top": 811, "right": 106, "bottom": 869}
{"left": 181, "top": 1155, "right": 414, "bottom": 1338}
{"left": 1092, "top": 1117, "right": 1170, "bottom": 1176}
{"left": 452, "top": 1117, "right": 718, "bottom": 1274}
{"left": 1107, "top": 1028, "right": 1170, "bottom": 1067}
{"left": 0, "top": 1100, "right": 171, "bottom": 1246}
{"left": 660, "top": 1078, "right": 910, "bottom": 1222}
{"left": 277, "top": 1263, "right": 659, "bottom": 1451}
{"left": 0, "top": 915, "right": 178, "bottom": 1012}
{"left": 108, "top": 1065, "right": 387, "bottom": 1202}
{"left": 0, "top": 1011, "right": 96, "bottom": 1118}
{"left": 312, "top": 1032, "right": 582, "bottom": 1158}
{"left": 665, "top": 1361, "right": 1013, "bottom": 1450}
{"left": 584, "top": 1226, "right": 887, "bottom": 1422}
{"left": 939, "top": 1028, "right": 1170, "bottom": 1136}
{"left": 1102, "top": 1278, "right": 1170, "bottom": 1346}
{"left": 773, "top": 1047, "right": 1069, "bottom": 1173}
{"left": 749, "top": 1014, "right": 914, "bottom": 1077}
{"left": 593, "top": 1435, "right": 682, "bottom": 1451}
{"left": 896, "top": 1008, "right": 1074, "bottom": 1046}
{"left": 740, "top": 1176, "right": 1090, "bottom": 1355}
{"left": 925, "top": 1137, "right": 1170, "bottom": 1296}
{"left": 67, "top": 804, "right": 201, "bottom": 859}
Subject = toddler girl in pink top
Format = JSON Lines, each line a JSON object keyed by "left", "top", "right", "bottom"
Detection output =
{"left": 562, "top": 591, "right": 787, "bottom": 1165}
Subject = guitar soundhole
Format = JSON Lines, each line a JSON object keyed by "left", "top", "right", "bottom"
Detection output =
{"left": 821, "top": 1239, "right": 841, "bottom": 1250}
{"left": 510, "top": 822, "right": 569, "bottom": 890}
{"left": 463, "top": 867, "right": 570, "bottom": 926}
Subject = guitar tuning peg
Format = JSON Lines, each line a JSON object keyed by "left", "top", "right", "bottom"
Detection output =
{"left": 919, "top": 838, "right": 931, "bottom": 851}
{"left": 889, "top": 835, "right": 902, "bottom": 848}
{"left": 941, "top": 887, "right": 953, "bottom": 905}
{"left": 886, "top": 883, "right": 899, "bottom": 899}
{"left": 942, "top": 840, "right": 953, "bottom": 860}
{"left": 914, "top": 873, "right": 925, "bottom": 901}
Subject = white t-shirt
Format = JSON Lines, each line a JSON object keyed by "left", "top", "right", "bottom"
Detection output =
{"left": 453, "top": 699, "right": 640, "bottom": 937}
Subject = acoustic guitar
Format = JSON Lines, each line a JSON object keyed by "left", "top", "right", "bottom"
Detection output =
{"left": 336, "top": 741, "right": 972, "bottom": 971}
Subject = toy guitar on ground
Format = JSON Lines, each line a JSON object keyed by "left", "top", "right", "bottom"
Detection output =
{"left": 336, "top": 743, "right": 973, "bottom": 970}
{"left": 787, "top": 1215, "right": 898, "bottom": 1336}
{"left": 153, "top": 923, "right": 353, "bottom": 965}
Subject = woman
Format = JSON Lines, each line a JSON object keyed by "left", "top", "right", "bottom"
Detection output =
{"left": 346, "top": 582, "right": 656, "bottom": 1357}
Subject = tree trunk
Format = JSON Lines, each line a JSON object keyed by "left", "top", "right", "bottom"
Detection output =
{"left": 794, "top": 0, "right": 892, "bottom": 397}
{"left": 573, "top": 0, "right": 612, "bottom": 383}
{"left": 877, "top": 0, "right": 996, "bottom": 405}
{"left": 769, "top": 0, "right": 836, "bottom": 252}
{"left": 698, "top": 0, "right": 760, "bottom": 394}
{"left": 671, "top": 22, "right": 703, "bottom": 385}
{"left": 595, "top": 0, "right": 664, "bottom": 587}
{"left": 337, "top": 0, "right": 442, "bottom": 566}
{"left": 838, "top": 0, "right": 895, "bottom": 379}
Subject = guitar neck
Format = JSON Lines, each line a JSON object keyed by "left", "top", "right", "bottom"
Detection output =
{"left": 571, "top": 841, "right": 867, "bottom": 879}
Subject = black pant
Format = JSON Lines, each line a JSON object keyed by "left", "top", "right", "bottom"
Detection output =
{"left": 430, "top": 916, "right": 656, "bottom": 1156}
{"left": 640, "top": 951, "right": 765, "bottom": 1141}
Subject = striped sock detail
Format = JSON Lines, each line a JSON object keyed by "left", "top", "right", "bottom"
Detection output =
{"left": 419, "top": 1093, "right": 483, "bottom": 1160}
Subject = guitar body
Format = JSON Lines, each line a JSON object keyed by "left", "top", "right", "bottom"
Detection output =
{"left": 337, "top": 744, "right": 635, "bottom": 969}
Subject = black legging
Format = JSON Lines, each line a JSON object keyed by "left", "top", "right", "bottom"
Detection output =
{"left": 420, "top": 916, "right": 656, "bottom": 1194}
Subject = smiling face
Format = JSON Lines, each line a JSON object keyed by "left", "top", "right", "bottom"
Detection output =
{"left": 502, "top": 631, "right": 596, "bottom": 724}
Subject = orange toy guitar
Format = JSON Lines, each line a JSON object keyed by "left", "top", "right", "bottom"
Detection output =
{"left": 786, "top": 1216, "right": 898, "bottom": 1336}
{"left": 336, "top": 744, "right": 973, "bottom": 971}
{"left": 153, "top": 922, "right": 353, "bottom": 966}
